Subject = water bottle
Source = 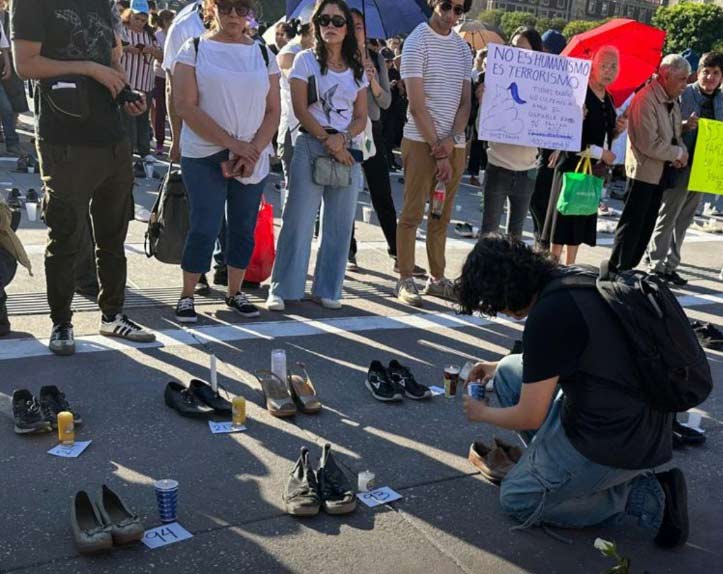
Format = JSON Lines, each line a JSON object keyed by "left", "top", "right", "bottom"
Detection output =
{"left": 431, "top": 180, "right": 446, "bottom": 220}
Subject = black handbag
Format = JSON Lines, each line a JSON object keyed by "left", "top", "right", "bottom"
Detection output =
{"left": 39, "top": 76, "right": 91, "bottom": 122}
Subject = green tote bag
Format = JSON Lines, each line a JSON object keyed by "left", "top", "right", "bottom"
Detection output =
{"left": 556, "top": 154, "right": 603, "bottom": 216}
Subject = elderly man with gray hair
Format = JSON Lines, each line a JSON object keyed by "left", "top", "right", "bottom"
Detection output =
{"left": 608, "top": 54, "right": 697, "bottom": 272}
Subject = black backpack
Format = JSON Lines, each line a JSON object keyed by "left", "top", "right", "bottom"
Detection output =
{"left": 144, "top": 165, "right": 189, "bottom": 265}
{"left": 543, "top": 262, "right": 712, "bottom": 413}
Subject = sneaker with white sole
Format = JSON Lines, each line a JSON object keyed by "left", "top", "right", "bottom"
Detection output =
{"left": 100, "top": 314, "right": 156, "bottom": 342}
{"left": 365, "top": 361, "right": 402, "bottom": 402}
{"left": 314, "top": 297, "right": 342, "bottom": 310}
{"left": 422, "top": 277, "right": 457, "bottom": 302}
{"left": 175, "top": 297, "right": 197, "bottom": 323}
{"left": 266, "top": 293, "right": 285, "bottom": 311}
{"left": 395, "top": 278, "right": 422, "bottom": 307}
{"left": 49, "top": 323, "right": 75, "bottom": 356}
{"left": 226, "top": 292, "right": 260, "bottom": 318}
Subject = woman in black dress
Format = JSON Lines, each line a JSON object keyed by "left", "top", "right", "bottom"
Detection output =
{"left": 546, "top": 46, "right": 625, "bottom": 265}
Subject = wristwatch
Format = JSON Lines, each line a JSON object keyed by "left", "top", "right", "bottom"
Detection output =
{"left": 452, "top": 133, "right": 465, "bottom": 146}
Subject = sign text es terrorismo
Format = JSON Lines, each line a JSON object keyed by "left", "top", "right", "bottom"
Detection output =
{"left": 489, "top": 45, "right": 592, "bottom": 90}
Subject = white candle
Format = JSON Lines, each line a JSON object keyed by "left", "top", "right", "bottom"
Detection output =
{"left": 210, "top": 354, "right": 218, "bottom": 393}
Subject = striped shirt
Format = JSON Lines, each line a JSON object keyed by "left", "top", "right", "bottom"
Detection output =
{"left": 121, "top": 26, "right": 157, "bottom": 93}
{"left": 400, "top": 23, "right": 473, "bottom": 144}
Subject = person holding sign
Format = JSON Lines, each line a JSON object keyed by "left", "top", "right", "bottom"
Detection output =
{"left": 545, "top": 46, "right": 625, "bottom": 265}
{"left": 647, "top": 51, "right": 723, "bottom": 284}
{"left": 608, "top": 54, "right": 693, "bottom": 272}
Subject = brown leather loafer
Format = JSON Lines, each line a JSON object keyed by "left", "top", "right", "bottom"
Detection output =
{"left": 468, "top": 440, "right": 516, "bottom": 484}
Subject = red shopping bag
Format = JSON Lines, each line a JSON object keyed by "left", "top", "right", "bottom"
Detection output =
{"left": 245, "top": 198, "right": 275, "bottom": 283}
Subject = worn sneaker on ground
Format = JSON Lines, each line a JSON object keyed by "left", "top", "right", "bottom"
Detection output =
{"left": 654, "top": 468, "right": 689, "bottom": 548}
{"left": 266, "top": 293, "right": 285, "bottom": 311}
{"left": 226, "top": 292, "right": 260, "bottom": 318}
{"left": 365, "top": 361, "right": 402, "bottom": 402}
{"left": 691, "top": 320, "right": 723, "bottom": 351}
{"left": 12, "top": 389, "right": 52, "bottom": 434}
{"left": 175, "top": 297, "right": 197, "bottom": 323}
{"left": 422, "top": 277, "right": 457, "bottom": 302}
{"left": 49, "top": 323, "right": 75, "bottom": 356}
{"left": 100, "top": 314, "right": 156, "bottom": 342}
{"left": 387, "top": 360, "right": 431, "bottom": 400}
{"left": 395, "top": 278, "right": 422, "bottom": 307}
{"left": 318, "top": 443, "right": 356, "bottom": 514}
{"left": 39, "top": 385, "right": 83, "bottom": 427}
{"left": 283, "top": 447, "right": 321, "bottom": 517}
{"left": 194, "top": 274, "right": 210, "bottom": 296}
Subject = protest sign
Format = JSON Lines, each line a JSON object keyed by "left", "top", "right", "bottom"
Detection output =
{"left": 688, "top": 119, "right": 723, "bottom": 195}
{"left": 478, "top": 45, "right": 591, "bottom": 151}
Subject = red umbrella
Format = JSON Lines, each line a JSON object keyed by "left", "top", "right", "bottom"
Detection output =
{"left": 561, "top": 19, "right": 666, "bottom": 108}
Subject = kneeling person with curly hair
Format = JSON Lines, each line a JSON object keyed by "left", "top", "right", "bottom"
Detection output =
{"left": 455, "top": 235, "right": 687, "bottom": 549}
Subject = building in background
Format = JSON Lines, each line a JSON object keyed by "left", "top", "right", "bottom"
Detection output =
{"left": 483, "top": 0, "right": 662, "bottom": 23}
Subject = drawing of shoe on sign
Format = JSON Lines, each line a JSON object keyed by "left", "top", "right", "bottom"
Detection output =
{"left": 481, "top": 85, "right": 525, "bottom": 136}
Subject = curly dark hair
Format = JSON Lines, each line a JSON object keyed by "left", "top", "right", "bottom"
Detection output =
{"left": 455, "top": 235, "right": 558, "bottom": 317}
{"left": 312, "top": 0, "right": 364, "bottom": 82}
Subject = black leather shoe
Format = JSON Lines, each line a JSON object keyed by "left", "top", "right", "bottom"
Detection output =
{"left": 672, "top": 420, "right": 705, "bottom": 446}
{"left": 283, "top": 447, "right": 321, "bottom": 517}
{"left": 189, "top": 379, "right": 232, "bottom": 415}
{"left": 164, "top": 381, "right": 214, "bottom": 418}
{"left": 318, "top": 443, "right": 356, "bottom": 515}
{"left": 655, "top": 468, "right": 689, "bottom": 549}
{"left": 665, "top": 271, "right": 688, "bottom": 286}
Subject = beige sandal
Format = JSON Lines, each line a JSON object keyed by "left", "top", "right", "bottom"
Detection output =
{"left": 254, "top": 370, "right": 297, "bottom": 417}
{"left": 287, "top": 362, "right": 322, "bottom": 414}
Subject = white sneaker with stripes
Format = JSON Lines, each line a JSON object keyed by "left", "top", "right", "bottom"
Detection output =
{"left": 100, "top": 314, "right": 156, "bottom": 342}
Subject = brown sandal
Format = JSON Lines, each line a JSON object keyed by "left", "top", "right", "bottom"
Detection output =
{"left": 287, "top": 362, "right": 322, "bottom": 414}
{"left": 254, "top": 370, "right": 297, "bottom": 417}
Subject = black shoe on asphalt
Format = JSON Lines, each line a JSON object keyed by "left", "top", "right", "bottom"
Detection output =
{"left": 213, "top": 268, "right": 228, "bottom": 286}
{"left": 175, "top": 297, "right": 197, "bottom": 323}
{"left": 12, "top": 389, "right": 52, "bottom": 434}
{"left": 365, "top": 361, "right": 402, "bottom": 402}
{"left": 672, "top": 419, "right": 705, "bottom": 446}
{"left": 49, "top": 323, "right": 75, "bottom": 356}
{"left": 387, "top": 360, "right": 431, "bottom": 400}
{"left": 665, "top": 271, "right": 688, "bottom": 286}
{"left": 164, "top": 382, "right": 215, "bottom": 418}
{"left": 226, "top": 292, "right": 260, "bottom": 318}
{"left": 654, "top": 468, "right": 689, "bottom": 549}
{"left": 39, "top": 384, "right": 83, "bottom": 427}
{"left": 691, "top": 321, "right": 723, "bottom": 351}
{"left": 318, "top": 443, "right": 356, "bottom": 515}
{"left": 283, "top": 447, "right": 321, "bottom": 517}
{"left": 189, "top": 379, "right": 232, "bottom": 415}
{"left": 650, "top": 270, "right": 669, "bottom": 283}
{"left": 8, "top": 188, "right": 22, "bottom": 209}
{"left": 194, "top": 274, "right": 210, "bottom": 296}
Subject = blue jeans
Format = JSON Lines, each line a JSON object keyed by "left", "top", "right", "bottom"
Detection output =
{"left": 270, "top": 133, "right": 362, "bottom": 301}
{"left": 494, "top": 355, "right": 665, "bottom": 532}
{"left": 180, "top": 151, "right": 266, "bottom": 274}
{"left": 0, "top": 85, "right": 19, "bottom": 146}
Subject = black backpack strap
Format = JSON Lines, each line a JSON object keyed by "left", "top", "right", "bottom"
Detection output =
{"left": 258, "top": 43, "right": 269, "bottom": 68}
{"left": 193, "top": 36, "right": 200, "bottom": 54}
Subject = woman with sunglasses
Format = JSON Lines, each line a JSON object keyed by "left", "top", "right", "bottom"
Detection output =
{"left": 172, "top": 0, "right": 281, "bottom": 322}
{"left": 266, "top": 0, "right": 367, "bottom": 312}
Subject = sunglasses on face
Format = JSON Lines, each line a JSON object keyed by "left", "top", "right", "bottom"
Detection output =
{"left": 316, "top": 14, "right": 347, "bottom": 28}
{"left": 438, "top": 1, "right": 465, "bottom": 15}
{"left": 214, "top": 1, "right": 250, "bottom": 17}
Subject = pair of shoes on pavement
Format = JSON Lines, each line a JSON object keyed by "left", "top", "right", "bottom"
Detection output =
{"left": 366, "top": 360, "right": 431, "bottom": 402}
{"left": 165, "top": 379, "right": 233, "bottom": 418}
{"left": 49, "top": 314, "right": 155, "bottom": 356}
{"left": 468, "top": 437, "right": 524, "bottom": 484}
{"left": 254, "top": 364, "right": 322, "bottom": 417}
{"left": 395, "top": 277, "right": 457, "bottom": 307}
{"left": 265, "top": 293, "right": 342, "bottom": 312}
{"left": 71, "top": 485, "right": 144, "bottom": 554}
{"left": 12, "top": 385, "right": 82, "bottom": 434}
{"left": 284, "top": 444, "right": 356, "bottom": 517}
{"left": 176, "top": 292, "right": 259, "bottom": 323}
{"left": 690, "top": 320, "right": 723, "bottom": 351}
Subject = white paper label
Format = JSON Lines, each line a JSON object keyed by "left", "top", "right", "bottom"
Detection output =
{"left": 356, "top": 486, "right": 403, "bottom": 508}
{"left": 142, "top": 522, "right": 193, "bottom": 549}
{"left": 47, "top": 440, "right": 92, "bottom": 458}
{"left": 428, "top": 386, "right": 445, "bottom": 397}
{"left": 208, "top": 421, "right": 247, "bottom": 434}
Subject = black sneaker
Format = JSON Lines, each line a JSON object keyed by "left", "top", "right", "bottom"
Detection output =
{"left": 213, "top": 268, "right": 228, "bottom": 286}
{"left": 49, "top": 323, "right": 75, "bottom": 356}
{"left": 283, "top": 447, "right": 321, "bottom": 517}
{"left": 654, "top": 468, "right": 689, "bottom": 548}
{"left": 39, "top": 385, "right": 83, "bottom": 427}
{"left": 387, "top": 360, "right": 431, "bottom": 400}
{"left": 194, "top": 274, "right": 210, "bottom": 296}
{"left": 318, "top": 443, "right": 356, "bottom": 514}
{"left": 164, "top": 381, "right": 215, "bottom": 418}
{"left": 189, "top": 379, "right": 232, "bottom": 415}
{"left": 8, "top": 187, "right": 22, "bottom": 208}
{"left": 365, "top": 361, "right": 402, "bottom": 402}
{"left": 175, "top": 297, "right": 197, "bottom": 323}
{"left": 12, "top": 390, "right": 52, "bottom": 434}
{"left": 672, "top": 419, "right": 705, "bottom": 447}
{"left": 691, "top": 321, "right": 723, "bottom": 351}
{"left": 665, "top": 271, "right": 688, "bottom": 286}
{"left": 226, "top": 292, "right": 260, "bottom": 318}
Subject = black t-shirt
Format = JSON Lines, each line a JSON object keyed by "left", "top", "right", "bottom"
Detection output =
{"left": 11, "top": 0, "right": 124, "bottom": 146}
{"left": 522, "top": 287, "right": 672, "bottom": 470}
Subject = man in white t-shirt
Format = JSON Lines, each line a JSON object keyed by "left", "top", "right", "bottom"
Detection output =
{"left": 396, "top": 0, "right": 473, "bottom": 307}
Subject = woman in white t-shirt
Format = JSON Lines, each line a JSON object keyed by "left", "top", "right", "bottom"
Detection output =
{"left": 276, "top": 18, "right": 314, "bottom": 187}
{"left": 266, "top": 0, "right": 368, "bottom": 311}
{"left": 172, "top": 0, "right": 281, "bottom": 322}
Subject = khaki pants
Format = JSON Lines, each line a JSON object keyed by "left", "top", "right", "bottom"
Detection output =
{"left": 397, "top": 138, "right": 465, "bottom": 279}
